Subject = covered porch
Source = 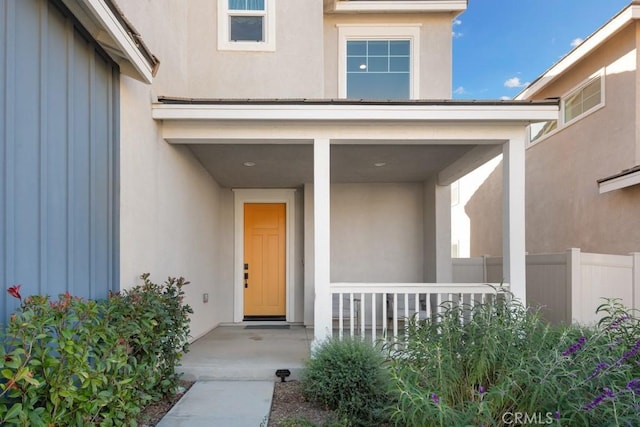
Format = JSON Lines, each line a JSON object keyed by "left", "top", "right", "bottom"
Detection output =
{"left": 152, "top": 98, "right": 558, "bottom": 343}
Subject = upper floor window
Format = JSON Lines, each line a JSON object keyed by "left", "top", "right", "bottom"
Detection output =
{"left": 347, "top": 40, "right": 410, "bottom": 99}
{"left": 562, "top": 74, "right": 603, "bottom": 124}
{"left": 527, "top": 72, "right": 604, "bottom": 147}
{"left": 338, "top": 25, "right": 421, "bottom": 99}
{"left": 218, "top": 0, "right": 275, "bottom": 51}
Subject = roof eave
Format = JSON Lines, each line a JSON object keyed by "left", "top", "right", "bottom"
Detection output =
{"left": 61, "top": 0, "right": 159, "bottom": 84}
{"left": 597, "top": 165, "right": 640, "bottom": 193}
{"left": 324, "top": 0, "right": 467, "bottom": 14}
{"left": 152, "top": 98, "right": 559, "bottom": 123}
{"left": 516, "top": 3, "right": 640, "bottom": 100}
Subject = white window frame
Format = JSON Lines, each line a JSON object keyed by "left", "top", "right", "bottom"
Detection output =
{"left": 337, "top": 24, "right": 421, "bottom": 99}
{"left": 218, "top": 0, "right": 276, "bottom": 52}
{"left": 561, "top": 70, "right": 605, "bottom": 126}
{"left": 527, "top": 70, "right": 605, "bottom": 149}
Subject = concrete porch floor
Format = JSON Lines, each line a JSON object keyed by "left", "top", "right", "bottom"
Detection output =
{"left": 178, "top": 324, "right": 313, "bottom": 382}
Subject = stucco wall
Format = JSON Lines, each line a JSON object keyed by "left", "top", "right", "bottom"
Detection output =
{"left": 304, "top": 182, "right": 426, "bottom": 324}
{"left": 330, "top": 183, "right": 425, "bottom": 282}
{"left": 118, "top": 1, "right": 235, "bottom": 340}
{"left": 183, "top": 0, "right": 325, "bottom": 98}
{"left": 467, "top": 25, "right": 640, "bottom": 257}
{"left": 323, "top": 13, "right": 454, "bottom": 98}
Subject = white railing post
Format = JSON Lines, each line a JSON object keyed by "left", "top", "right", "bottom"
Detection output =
{"left": 371, "top": 294, "right": 377, "bottom": 343}
{"left": 567, "top": 248, "right": 581, "bottom": 323}
{"left": 631, "top": 253, "right": 640, "bottom": 312}
{"left": 330, "top": 283, "right": 505, "bottom": 343}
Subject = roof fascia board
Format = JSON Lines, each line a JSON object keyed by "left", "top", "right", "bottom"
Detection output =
{"left": 67, "top": 0, "right": 154, "bottom": 83}
{"left": 152, "top": 103, "right": 558, "bottom": 122}
{"left": 598, "top": 169, "right": 640, "bottom": 193}
{"left": 327, "top": 0, "right": 467, "bottom": 13}
{"left": 517, "top": 5, "right": 639, "bottom": 100}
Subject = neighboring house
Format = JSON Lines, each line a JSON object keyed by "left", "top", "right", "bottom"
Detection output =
{"left": 450, "top": 157, "right": 502, "bottom": 258}
{"left": 1, "top": 0, "right": 558, "bottom": 342}
{"left": 466, "top": 1, "right": 640, "bottom": 256}
{"left": 466, "top": 1, "right": 640, "bottom": 258}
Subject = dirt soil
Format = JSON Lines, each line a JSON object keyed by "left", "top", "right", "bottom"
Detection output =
{"left": 137, "top": 381, "right": 195, "bottom": 427}
{"left": 268, "top": 380, "right": 336, "bottom": 426}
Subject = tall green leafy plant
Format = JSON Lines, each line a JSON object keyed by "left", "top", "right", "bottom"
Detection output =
{"left": 388, "top": 297, "right": 640, "bottom": 427}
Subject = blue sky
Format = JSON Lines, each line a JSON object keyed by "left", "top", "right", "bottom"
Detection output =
{"left": 452, "top": 0, "right": 630, "bottom": 99}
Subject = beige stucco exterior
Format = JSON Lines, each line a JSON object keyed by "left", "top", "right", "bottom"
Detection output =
{"left": 467, "top": 19, "right": 640, "bottom": 257}
{"left": 107, "top": 0, "right": 560, "bottom": 341}
{"left": 113, "top": 0, "right": 462, "bottom": 338}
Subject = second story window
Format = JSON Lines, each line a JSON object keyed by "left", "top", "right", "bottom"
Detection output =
{"left": 527, "top": 71, "right": 604, "bottom": 147}
{"left": 347, "top": 40, "right": 410, "bottom": 99}
{"left": 563, "top": 74, "right": 603, "bottom": 124}
{"left": 218, "top": 0, "right": 275, "bottom": 51}
{"left": 338, "top": 25, "right": 421, "bottom": 100}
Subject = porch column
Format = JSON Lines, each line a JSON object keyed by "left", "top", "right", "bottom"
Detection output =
{"left": 502, "top": 136, "right": 526, "bottom": 304}
{"left": 424, "top": 177, "right": 452, "bottom": 282}
{"left": 313, "top": 138, "right": 332, "bottom": 343}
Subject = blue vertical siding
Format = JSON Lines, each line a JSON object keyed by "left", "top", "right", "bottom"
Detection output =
{"left": 1, "top": 0, "right": 119, "bottom": 323}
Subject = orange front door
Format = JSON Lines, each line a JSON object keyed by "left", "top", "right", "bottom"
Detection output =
{"left": 244, "top": 203, "right": 286, "bottom": 317}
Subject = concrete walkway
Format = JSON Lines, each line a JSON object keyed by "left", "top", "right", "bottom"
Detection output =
{"left": 156, "top": 324, "right": 312, "bottom": 426}
{"left": 156, "top": 380, "right": 274, "bottom": 427}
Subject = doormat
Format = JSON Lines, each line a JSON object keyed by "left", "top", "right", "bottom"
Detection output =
{"left": 244, "top": 325, "right": 290, "bottom": 330}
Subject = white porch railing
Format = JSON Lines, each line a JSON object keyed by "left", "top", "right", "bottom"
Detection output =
{"left": 330, "top": 282, "right": 509, "bottom": 343}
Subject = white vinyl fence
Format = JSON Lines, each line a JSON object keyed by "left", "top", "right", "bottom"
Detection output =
{"left": 453, "top": 249, "right": 640, "bottom": 325}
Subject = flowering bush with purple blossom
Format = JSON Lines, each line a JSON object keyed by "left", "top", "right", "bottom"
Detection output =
{"left": 387, "top": 297, "right": 640, "bottom": 426}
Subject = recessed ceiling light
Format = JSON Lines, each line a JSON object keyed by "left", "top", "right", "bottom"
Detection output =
{"left": 243, "top": 161, "right": 256, "bottom": 167}
{"left": 373, "top": 162, "right": 387, "bottom": 167}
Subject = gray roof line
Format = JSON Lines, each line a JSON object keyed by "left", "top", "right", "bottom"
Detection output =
{"left": 597, "top": 165, "right": 640, "bottom": 184}
{"left": 105, "top": 0, "right": 160, "bottom": 76}
{"left": 157, "top": 96, "right": 559, "bottom": 106}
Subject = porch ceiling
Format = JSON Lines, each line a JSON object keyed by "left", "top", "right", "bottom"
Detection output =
{"left": 189, "top": 143, "right": 477, "bottom": 188}
{"left": 153, "top": 98, "right": 559, "bottom": 188}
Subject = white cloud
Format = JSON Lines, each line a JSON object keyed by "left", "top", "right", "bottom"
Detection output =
{"left": 570, "top": 38, "right": 584, "bottom": 48}
{"left": 500, "top": 96, "right": 512, "bottom": 100}
{"left": 504, "top": 77, "right": 529, "bottom": 89}
{"left": 453, "top": 86, "right": 466, "bottom": 95}
{"left": 452, "top": 19, "right": 463, "bottom": 38}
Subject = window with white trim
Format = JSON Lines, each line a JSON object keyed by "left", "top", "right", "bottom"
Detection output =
{"left": 562, "top": 74, "right": 603, "bottom": 124}
{"left": 527, "top": 72, "right": 604, "bottom": 147}
{"left": 338, "top": 25, "right": 421, "bottom": 99}
{"left": 218, "top": 0, "right": 275, "bottom": 51}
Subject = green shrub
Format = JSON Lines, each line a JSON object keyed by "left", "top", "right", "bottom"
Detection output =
{"left": 302, "top": 337, "right": 391, "bottom": 426}
{"left": 387, "top": 297, "right": 640, "bottom": 427}
{"left": 0, "top": 292, "right": 136, "bottom": 426}
{"left": 108, "top": 273, "right": 193, "bottom": 402}
{"left": 0, "top": 274, "right": 193, "bottom": 426}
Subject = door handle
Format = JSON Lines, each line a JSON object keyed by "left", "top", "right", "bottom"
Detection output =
{"left": 244, "top": 265, "right": 249, "bottom": 288}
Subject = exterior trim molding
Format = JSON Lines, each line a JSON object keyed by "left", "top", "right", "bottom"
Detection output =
{"left": 62, "top": 0, "right": 158, "bottom": 83}
{"left": 325, "top": 0, "right": 467, "bottom": 13}
{"left": 598, "top": 167, "right": 640, "bottom": 193}
{"left": 517, "top": 3, "right": 640, "bottom": 100}
{"left": 232, "top": 189, "right": 297, "bottom": 323}
{"left": 152, "top": 101, "right": 559, "bottom": 122}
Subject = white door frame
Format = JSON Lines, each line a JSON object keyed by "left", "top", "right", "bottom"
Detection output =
{"left": 233, "top": 189, "right": 296, "bottom": 322}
